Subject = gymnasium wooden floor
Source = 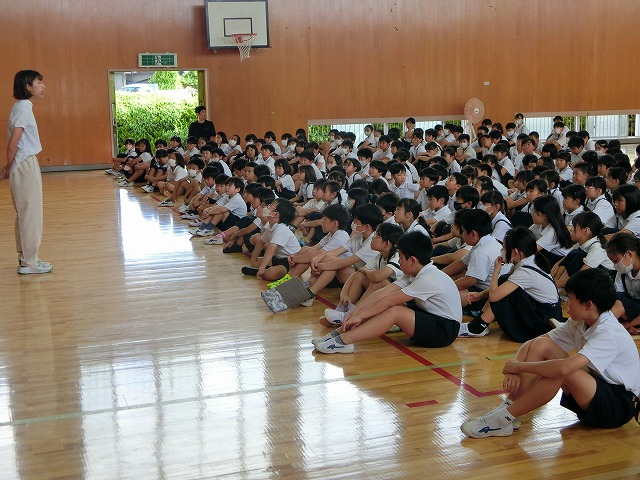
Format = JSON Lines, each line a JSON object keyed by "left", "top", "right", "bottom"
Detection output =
{"left": 1, "top": 171, "right": 639, "bottom": 480}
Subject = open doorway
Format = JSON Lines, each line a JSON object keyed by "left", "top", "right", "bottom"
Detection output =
{"left": 108, "top": 70, "right": 207, "bottom": 155}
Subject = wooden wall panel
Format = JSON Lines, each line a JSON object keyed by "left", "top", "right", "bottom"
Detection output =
{"left": 1, "top": 0, "right": 640, "bottom": 167}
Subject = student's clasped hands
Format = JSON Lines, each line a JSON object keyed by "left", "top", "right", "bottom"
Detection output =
{"left": 502, "top": 360, "right": 521, "bottom": 395}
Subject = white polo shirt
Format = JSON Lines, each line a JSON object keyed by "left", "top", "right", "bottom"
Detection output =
{"left": 394, "top": 263, "right": 462, "bottom": 321}
{"left": 529, "top": 223, "right": 572, "bottom": 256}
{"left": 576, "top": 237, "right": 614, "bottom": 270}
{"left": 548, "top": 311, "right": 640, "bottom": 395}
{"left": 505, "top": 255, "right": 558, "bottom": 303}
{"left": 261, "top": 223, "right": 300, "bottom": 258}
{"left": 461, "top": 234, "right": 503, "bottom": 290}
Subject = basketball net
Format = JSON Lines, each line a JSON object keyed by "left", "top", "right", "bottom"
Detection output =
{"left": 231, "top": 33, "right": 256, "bottom": 62}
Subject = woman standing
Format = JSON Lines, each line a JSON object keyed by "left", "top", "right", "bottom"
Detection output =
{"left": 1, "top": 70, "right": 52, "bottom": 274}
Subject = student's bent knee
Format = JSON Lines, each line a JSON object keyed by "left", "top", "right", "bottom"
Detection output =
{"left": 527, "top": 336, "right": 567, "bottom": 361}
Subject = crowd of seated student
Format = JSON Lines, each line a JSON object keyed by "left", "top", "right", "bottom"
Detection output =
{"left": 107, "top": 116, "right": 640, "bottom": 340}
{"left": 108, "top": 115, "right": 640, "bottom": 438}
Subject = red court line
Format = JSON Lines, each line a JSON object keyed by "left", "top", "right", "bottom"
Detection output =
{"left": 406, "top": 400, "right": 438, "bottom": 408}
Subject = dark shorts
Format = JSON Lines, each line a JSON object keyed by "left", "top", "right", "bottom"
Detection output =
{"left": 560, "top": 375, "right": 637, "bottom": 429}
{"left": 272, "top": 256, "right": 290, "bottom": 271}
{"left": 616, "top": 292, "right": 640, "bottom": 321}
{"left": 405, "top": 300, "right": 459, "bottom": 348}
{"left": 217, "top": 213, "right": 241, "bottom": 231}
{"left": 304, "top": 212, "right": 322, "bottom": 221}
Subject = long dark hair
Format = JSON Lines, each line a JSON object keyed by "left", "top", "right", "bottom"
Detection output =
{"left": 376, "top": 223, "right": 404, "bottom": 261}
{"left": 503, "top": 227, "right": 551, "bottom": 273}
{"left": 532, "top": 195, "right": 573, "bottom": 248}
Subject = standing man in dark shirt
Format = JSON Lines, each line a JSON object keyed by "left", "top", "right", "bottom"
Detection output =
{"left": 188, "top": 106, "right": 216, "bottom": 141}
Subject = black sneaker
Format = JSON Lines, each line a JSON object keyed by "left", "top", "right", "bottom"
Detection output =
{"left": 241, "top": 267, "right": 258, "bottom": 276}
{"left": 223, "top": 244, "right": 243, "bottom": 254}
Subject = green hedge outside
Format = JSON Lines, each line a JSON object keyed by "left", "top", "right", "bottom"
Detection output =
{"left": 115, "top": 93, "right": 198, "bottom": 151}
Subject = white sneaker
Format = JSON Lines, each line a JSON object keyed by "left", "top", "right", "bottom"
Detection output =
{"left": 119, "top": 181, "right": 134, "bottom": 187}
{"left": 300, "top": 298, "right": 314, "bottom": 307}
{"left": 141, "top": 185, "right": 152, "bottom": 193}
{"left": 181, "top": 213, "right": 199, "bottom": 220}
{"left": 473, "top": 402, "right": 521, "bottom": 430}
{"left": 196, "top": 229, "right": 214, "bottom": 237}
{"left": 158, "top": 200, "right": 174, "bottom": 207}
{"left": 314, "top": 336, "right": 354, "bottom": 354}
{"left": 188, "top": 219, "right": 203, "bottom": 227}
{"left": 324, "top": 308, "right": 347, "bottom": 325}
{"left": 188, "top": 228, "right": 201, "bottom": 235}
{"left": 18, "top": 262, "right": 53, "bottom": 275}
{"left": 311, "top": 330, "right": 340, "bottom": 347}
{"left": 204, "top": 235, "right": 225, "bottom": 245}
{"left": 178, "top": 204, "right": 189, "bottom": 213}
{"left": 461, "top": 410, "right": 514, "bottom": 438}
{"left": 458, "top": 322, "right": 489, "bottom": 338}
{"left": 105, "top": 169, "right": 115, "bottom": 175}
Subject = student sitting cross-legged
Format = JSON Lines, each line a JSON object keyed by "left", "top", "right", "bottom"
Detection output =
{"left": 461, "top": 269, "right": 640, "bottom": 438}
{"left": 312, "top": 231, "right": 463, "bottom": 354}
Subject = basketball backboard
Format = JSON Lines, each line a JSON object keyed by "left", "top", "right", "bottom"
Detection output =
{"left": 206, "top": 0, "right": 269, "bottom": 49}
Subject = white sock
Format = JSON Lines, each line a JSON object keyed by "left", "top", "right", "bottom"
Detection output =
{"left": 490, "top": 405, "right": 514, "bottom": 425}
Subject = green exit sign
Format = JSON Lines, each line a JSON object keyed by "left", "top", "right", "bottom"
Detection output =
{"left": 138, "top": 53, "right": 178, "bottom": 68}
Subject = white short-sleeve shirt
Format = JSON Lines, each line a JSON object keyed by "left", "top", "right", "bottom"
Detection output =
{"left": 547, "top": 311, "right": 640, "bottom": 395}
{"left": 586, "top": 195, "right": 615, "bottom": 227}
{"left": 578, "top": 237, "right": 614, "bottom": 270}
{"left": 345, "top": 232, "right": 377, "bottom": 268}
{"left": 277, "top": 174, "right": 295, "bottom": 192}
{"left": 616, "top": 211, "right": 640, "bottom": 237}
{"left": 394, "top": 263, "right": 462, "bottom": 321}
{"left": 389, "top": 179, "right": 419, "bottom": 200}
{"left": 261, "top": 223, "right": 301, "bottom": 258}
{"left": 491, "top": 211, "right": 511, "bottom": 243}
{"left": 317, "top": 230, "right": 350, "bottom": 252}
{"left": 529, "top": 223, "right": 572, "bottom": 256}
{"left": 505, "top": 256, "right": 559, "bottom": 303}
{"left": 8, "top": 100, "right": 41, "bottom": 175}
{"left": 363, "top": 251, "right": 402, "bottom": 280}
{"left": 224, "top": 193, "right": 248, "bottom": 218}
{"left": 461, "top": 235, "right": 503, "bottom": 289}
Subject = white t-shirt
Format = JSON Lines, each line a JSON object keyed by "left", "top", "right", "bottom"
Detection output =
{"left": 491, "top": 212, "right": 511, "bottom": 243}
{"left": 586, "top": 195, "right": 615, "bottom": 227}
{"left": 138, "top": 152, "right": 153, "bottom": 162}
{"left": 394, "top": 263, "right": 462, "bottom": 321}
{"left": 498, "top": 157, "right": 515, "bottom": 177}
{"left": 461, "top": 235, "right": 503, "bottom": 290}
{"left": 576, "top": 237, "right": 614, "bottom": 270}
{"left": 615, "top": 211, "right": 640, "bottom": 237}
{"left": 317, "top": 230, "right": 350, "bottom": 252}
{"left": 302, "top": 198, "right": 325, "bottom": 211}
{"left": 199, "top": 185, "right": 216, "bottom": 196}
{"left": 422, "top": 205, "right": 451, "bottom": 223}
{"left": 167, "top": 165, "right": 188, "bottom": 182}
{"left": 298, "top": 182, "right": 314, "bottom": 201}
{"left": 372, "top": 148, "right": 393, "bottom": 162}
{"left": 261, "top": 223, "right": 300, "bottom": 258}
{"left": 209, "top": 159, "right": 232, "bottom": 177}
{"left": 529, "top": 223, "right": 572, "bottom": 256}
{"left": 614, "top": 268, "right": 640, "bottom": 300}
{"left": 505, "top": 256, "right": 558, "bottom": 304}
{"left": 564, "top": 205, "right": 584, "bottom": 227}
{"left": 277, "top": 174, "right": 295, "bottom": 193}
{"left": 363, "top": 251, "right": 402, "bottom": 280}
{"left": 7, "top": 100, "right": 41, "bottom": 175}
{"left": 389, "top": 179, "right": 419, "bottom": 200}
{"left": 345, "top": 232, "right": 377, "bottom": 269}
{"left": 409, "top": 143, "right": 426, "bottom": 163}
{"left": 548, "top": 311, "right": 640, "bottom": 395}
{"left": 221, "top": 193, "right": 247, "bottom": 218}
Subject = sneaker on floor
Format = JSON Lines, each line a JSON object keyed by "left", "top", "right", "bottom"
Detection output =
{"left": 105, "top": 168, "right": 115, "bottom": 175}
{"left": 158, "top": 200, "right": 174, "bottom": 207}
{"left": 458, "top": 322, "right": 489, "bottom": 338}
{"left": 178, "top": 204, "right": 189, "bottom": 213}
{"left": 18, "top": 262, "right": 53, "bottom": 275}
{"left": 311, "top": 330, "right": 341, "bottom": 347}
{"left": 222, "top": 244, "right": 243, "bottom": 254}
{"left": 300, "top": 298, "right": 314, "bottom": 307}
{"left": 473, "top": 402, "right": 521, "bottom": 430}
{"left": 196, "top": 229, "right": 214, "bottom": 237}
{"left": 241, "top": 267, "right": 259, "bottom": 276}
{"left": 314, "top": 336, "right": 354, "bottom": 354}
{"left": 324, "top": 308, "right": 347, "bottom": 325}
{"left": 461, "top": 414, "right": 514, "bottom": 438}
{"left": 119, "top": 181, "right": 134, "bottom": 187}
{"left": 188, "top": 227, "right": 201, "bottom": 235}
{"left": 204, "top": 235, "right": 225, "bottom": 245}
{"left": 188, "top": 219, "right": 203, "bottom": 227}
{"left": 181, "top": 213, "right": 199, "bottom": 220}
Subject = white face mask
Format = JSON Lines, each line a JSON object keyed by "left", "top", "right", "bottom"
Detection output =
{"left": 189, "top": 169, "right": 198, "bottom": 178}
{"left": 364, "top": 130, "right": 372, "bottom": 137}
{"left": 507, "top": 130, "right": 515, "bottom": 138}
{"left": 262, "top": 207, "right": 270, "bottom": 217}
{"left": 596, "top": 150, "right": 604, "bottom": 157}
{"left": 336, "top": 139, "right": 343, "bottom": 146}
{"left": 477, "top": 204, "right": 487, "bottom": 212}
{"left": 444, "top": 129, "right": 450, "bottom": 135}
{"left": 614, "top": 254, "right": 633, "bottom": 274}
{"left": 246, "top": 141, "right": 253, "bottom": 145}
{"left": 460, "top": 142, "right": 469, "bottom": 149}
{"left": 169, "top": 159, "right": 176, "bottom": 167}
{"left": 229, "top": 139, "right": 237, "bottom": 148}
{"left": 288, "top": 144, "right": 296, "bottom": 152}
{"left": 555, "top": 128, "right": 563, "bottom": 135}
{"left": 515, "top": 119, "right": 523, "bottom": 126}
{"left": 282, "top": 140, "right": 288, "bottom": 147}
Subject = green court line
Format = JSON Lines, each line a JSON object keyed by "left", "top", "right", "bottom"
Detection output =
{"left": 0, "top": 360, "right": 475, "bottom": 428}
{"left": 486, "top": 353, "right": 516, "bottom": 361}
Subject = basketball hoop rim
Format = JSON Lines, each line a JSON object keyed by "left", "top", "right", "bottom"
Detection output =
{"left": 231, "top": 33, "right": 257, "bottom": 44}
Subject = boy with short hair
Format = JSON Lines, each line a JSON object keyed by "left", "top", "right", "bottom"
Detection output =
{"left": 388, "top": 163, "right": 419, "bottom": 200}
{"left": 368, "top": 160, "right": 387, "bottom": 182}
{"left": 242, "top": 199, "right": 300, "bottom": 280}
{"left": 416, "top": 167, "right": 439, "bottom": 210}
{"left": 259, "top": 144, "right": 276, "bottom": 175}
{"left": 375, "top": 192, "right": 399, "bottom": 224}
{"left": 568, "top": 135, "right": 585, "bottom": 165}
{"left": 421, "top": 185, "right": 451, "bottom": 229}
{"left": 313, "top": 231, "right": 462, "bottom": 354}
{"left": 443, "top": 209, "right": 503, "bottom": 311}
{"left": 555, "top": 151, "right": 573, "bottom": 186}
{"left": 461, "top": 269, "right": 640, "bottom": 438}
{"left": 572, "top": 161, "right": 591, "bottom": 187}
{"left": 372, "top": 135, "right": 393, "bottom": 163}
{"left": 189, "top": 176, "right": 247, "bottom": 236}
{"left": 584, "top": 176, "right": 615, "bottom": 226}
{"left": 444, "top": 172, "right": 468, "bottom": 211}
{"left": 562, "top": 184, "right": 586, "bottom": 227}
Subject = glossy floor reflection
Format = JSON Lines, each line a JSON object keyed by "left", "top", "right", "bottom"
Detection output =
{"left": 0, "top": 172, "right": 639, "bottom": 479}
